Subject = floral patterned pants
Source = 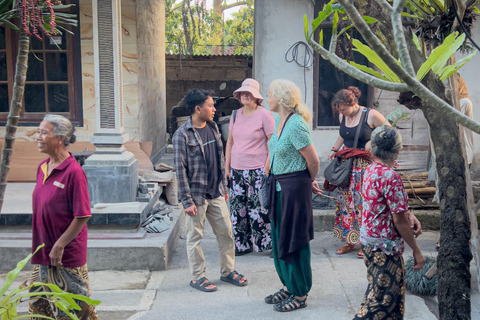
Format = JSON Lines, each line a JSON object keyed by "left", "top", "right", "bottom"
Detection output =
{"left": 229, "top": 168, "right": 272, "bottom": 253}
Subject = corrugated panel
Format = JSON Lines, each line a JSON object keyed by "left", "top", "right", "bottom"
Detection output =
{"left": 98, "top": 0, "right": 115, "bottom": 129}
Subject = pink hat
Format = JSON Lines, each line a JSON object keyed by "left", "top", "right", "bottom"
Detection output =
{"left": 233, "top": 78, "right": 263, "bottom": 104}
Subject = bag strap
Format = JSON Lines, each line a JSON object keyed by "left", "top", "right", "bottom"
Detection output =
{"left": 232, "top": 110, "right": 238, "bottom": 124}
{"left": 271, "top": 113, "right": 294, "bottom": 170}
{"left": 279, "top": 112, "right": 294, "bottom": 139}
{"left": 353, "top": 109, "right": 367, "bottom": 149}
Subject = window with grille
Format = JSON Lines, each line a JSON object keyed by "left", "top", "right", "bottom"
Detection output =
{"left": 0, "top": 0, "right": 82, "bottom": 125}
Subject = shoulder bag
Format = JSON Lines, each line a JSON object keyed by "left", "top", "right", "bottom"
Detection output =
{"left": 323, "top": 109, "right": 367, "bottom": 188}
{"left": 259, "top": 113, "right": 293, "bottom": 209}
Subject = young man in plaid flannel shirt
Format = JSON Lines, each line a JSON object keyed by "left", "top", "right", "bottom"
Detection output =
{"left": 173, "top": 89, "right": 248, "bottom": 292}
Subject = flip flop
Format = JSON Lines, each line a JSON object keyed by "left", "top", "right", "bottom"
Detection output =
{"left": 336, "top": 244, "right": 356, "bottom": 255}
{"left": 357, "top": 249, "right": 364, "bottom": 259}
{"left": 189, "top": 277, "right": 217, "bottom": 292}
{"left": 220, "top": 270, "right": 248, "bottom": 287}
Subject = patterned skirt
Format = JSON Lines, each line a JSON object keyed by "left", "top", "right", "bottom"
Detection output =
{"left": 354, "top": 246, "right": 405, "bottom": 320}
{"left": 229, "top": 167, "right": 271, "bottom": 252}
{"left": 29, "top": 264, "right": 98, "bottom": 320}
{"left": 333, "top": 157, "right": 371, "bottom": 245}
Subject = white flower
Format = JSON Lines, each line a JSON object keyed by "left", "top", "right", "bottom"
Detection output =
{"left": 233, "top": 184, "right": 245, "bottom": 195}
{"left": 250, "top": 209, "right": 260, "bottom": 220}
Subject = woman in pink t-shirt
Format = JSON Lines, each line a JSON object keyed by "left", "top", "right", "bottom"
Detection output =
{"left": 225, "top": 78, "right": 275, "bottom": 256}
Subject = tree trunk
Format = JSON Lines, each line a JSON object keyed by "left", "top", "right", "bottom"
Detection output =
{"left": 423, "top": 105, "right": 472, "bottom": 319}
{"left": 0, "top": 30, "right": 30, "bottom": 215}
{"left": 210, "top": 0, "right": 223, "bottom": 55}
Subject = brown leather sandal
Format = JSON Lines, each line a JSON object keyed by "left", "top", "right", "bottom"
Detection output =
{"left": 336, "top": 244, "right": 356, "bottom": 255}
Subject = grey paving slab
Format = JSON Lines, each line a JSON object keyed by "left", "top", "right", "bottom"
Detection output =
{"left": 2, "top": 226, "right": 479, "bottom": 320}
{"left": 138, "top": 227, "right": 445, "bottom": 320}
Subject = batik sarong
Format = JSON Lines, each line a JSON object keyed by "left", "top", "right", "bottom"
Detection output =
{"left": 29, "top": 264, "right": 98, "bottom": 320}
{"left": 334, "top": 157, "right": 371, "bottom": 245}
{"left": 354, "top": 246, "right": 405, "bottom": 320}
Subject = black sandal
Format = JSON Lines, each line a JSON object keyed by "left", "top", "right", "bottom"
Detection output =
{"left": 264, "top": 288, "right": 291, "bottom": 304}
{"left": 273, "top": 295, "right": 307, "bottom": 312}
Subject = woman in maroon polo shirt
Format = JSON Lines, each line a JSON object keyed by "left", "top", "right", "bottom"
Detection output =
{"left": 29, "top": 114, "right": 97, "bottom": 319}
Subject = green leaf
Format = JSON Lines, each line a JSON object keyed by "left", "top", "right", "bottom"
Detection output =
{"left": 431, "top": 33, "right": 465, "bottom": 74}
{"left": 338, "top": 24, "right": 354, "bottom": 36}
{"left": 339, "top": 16, "right": 376, "bottom": 36}
{"left": 0, "top": 244, "right": 44, "bottom": 297}
{"left": 304, "top": 14, "right": 309, "bottom": 37}
{"left": 362, "top": 16, "right": 378, "bottom": 24}
{"left": 332, "top": 11, "right": 339, "bottom": 36}
{"left": 438, "top": 64, "right": 457, "bottom": 81}
{"left": 310, "top": 0, "right": 334, "bottom": 34}
{"left": 412, "top": 31, "right": 422, "bottom": 52}
{"left": 0, "top": 18, "right": 19, "bottom": 30}
{"left": 54, "top": 301, "right": 79, "bottom": 320}
{"left": 331, "top": 3, "right": 345, "bottom": 14}
{"left": 473, "top": 6, "right": 479, "bottom": 14}
{"left": 319, "top": 28, "right": 324, "bottom": 47}
{"left": 401, "top": 11, "right": 421, "bottom": 19}
{"left": 386, "top": 109, "right": 410, "bottom": 126}
{"left": 351, "top": 39, "right": 402, "bottom": 83}
{"left": 439, "top": 51, "right": 477, "bottom": 81}
{"left": 416, "top": 32, "right": 464, "bottom": 81}
{"left": 349, "top": 61, "right": 387, "bottom": 80}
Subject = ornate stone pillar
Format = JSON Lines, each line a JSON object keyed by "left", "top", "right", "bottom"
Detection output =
{"left": 83, "top": 0, "right": 138, "bottom": 207}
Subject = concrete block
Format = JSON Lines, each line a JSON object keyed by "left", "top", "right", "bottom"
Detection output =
{"left": 83, "top": 151, "right": 138, "bottom": 207}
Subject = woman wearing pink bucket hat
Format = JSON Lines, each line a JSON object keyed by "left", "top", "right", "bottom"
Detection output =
{"left": 225, "top": 78, "right": 275, "bottom": 256}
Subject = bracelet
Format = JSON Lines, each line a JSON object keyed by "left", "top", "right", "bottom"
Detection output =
{"left": 331, "top": 147, "right": 338, "bottom": 152}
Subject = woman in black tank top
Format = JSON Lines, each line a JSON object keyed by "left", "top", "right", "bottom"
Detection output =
{"left": 328, "top": 87, "right": 388, "bottom": 258}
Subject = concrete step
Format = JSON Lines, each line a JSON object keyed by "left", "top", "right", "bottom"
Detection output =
{"left": 0, "top": 206, "right": 185, "bottom": 271}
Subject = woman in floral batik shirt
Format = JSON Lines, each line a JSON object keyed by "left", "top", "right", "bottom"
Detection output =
{"left": 354, "top": 126, "right": 424, "bottom": 320}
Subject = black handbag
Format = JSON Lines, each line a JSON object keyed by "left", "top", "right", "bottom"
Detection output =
{"left": 259, "top": 175, "right": 270, "bottom": 209}
{"left": 324, "top": 109, "right": 366, "bottom": 188}
{"left": 259, "top": 113, "right": 294, "bottom": 210}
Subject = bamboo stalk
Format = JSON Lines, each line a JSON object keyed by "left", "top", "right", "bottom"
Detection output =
{"left": 401, "top": 172, "right": 429, "bottom": 180}
{"left": 403, "top": 181, "right": 431, "bottom": 188}
{"left": 405, "top": 187, "right": 436, "bottom": 195}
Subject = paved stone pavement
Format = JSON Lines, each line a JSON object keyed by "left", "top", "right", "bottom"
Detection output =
{"left": 3, "top": 226, "right": 479, "bottom": 320}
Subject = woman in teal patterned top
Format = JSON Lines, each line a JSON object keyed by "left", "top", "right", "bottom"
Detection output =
{"left": 264, "top": 79, "right": 322, "bottom": 312}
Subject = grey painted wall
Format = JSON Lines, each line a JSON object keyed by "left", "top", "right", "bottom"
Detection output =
{"left": 254, "top": 0, "right": 315, "bottom": 110}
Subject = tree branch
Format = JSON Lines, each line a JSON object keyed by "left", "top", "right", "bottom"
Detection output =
{"left": 223, "top": 1, "right": 251, "bottom": 10}
{"left": 391, "top": 0, "right": 415, "bottom": 76}
{"left": 376, "top": 0, "right": 393, "bottom": 13}
{"left": 307, "top": 37, "right": 409, "bottom": 92}
{"left": 338, "top": 0, "right": 480, "bottom": 134}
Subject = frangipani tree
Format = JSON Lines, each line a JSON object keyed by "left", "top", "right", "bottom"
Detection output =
{"left": 305, "top": 0, "right": 479, "bottom": 318}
